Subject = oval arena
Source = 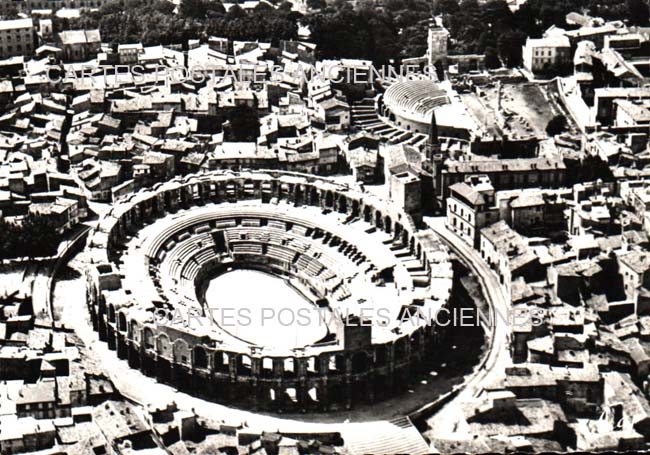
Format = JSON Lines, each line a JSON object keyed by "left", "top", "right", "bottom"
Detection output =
{"left": 83, "top": 170, "right": 454, "bottom": 413}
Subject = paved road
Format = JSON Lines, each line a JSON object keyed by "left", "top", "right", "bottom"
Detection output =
{"left": 30, "top": 226, "right": 92, "bottom": 324}
{"left": 423, "top": 217, "right": 511, "bottom": 440}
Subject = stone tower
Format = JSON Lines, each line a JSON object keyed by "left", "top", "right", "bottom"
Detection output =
{"left": 427, "top": 16, "right": 450, "bottom": 70}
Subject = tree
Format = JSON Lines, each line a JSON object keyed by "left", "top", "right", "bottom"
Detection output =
{"left": 254, "top": 1, "right": 274, "bottom": 11}
{"left": 626, "top": 0, "right": 650, "bottom": 25}
{"left": 497, "top": 30, "right": 526, "bottom": 67}
{"left": 180, "top": 0, "right": 225, "bottom": 19}
{"left": 226, "top": 4, "right": 246, "bottom": 18}
{"left": 570, "top": 155, "right": 615, "bottom": 185}
{"left": 277, "top": 1, "right": 294, "bottom": 10}
{"left": 1, "top": 4, "right": 20, "bottom": 19}
{"left": 484, "top": 46, "right": 500, "bottom": 69}
{"left": 0, "top": 217, "right": 61, "bottom": 260}
{"left": 307, "top": 0, "right": 326, "bottom": 9}
{"left": 434, "top": 0, "right": 459, "bottom": 14}
{"left": 227, "top": 104, "right": 260, "bottom": 142}
{"left": 22, "top": 217, "right": 61, "bottom": 258}
{"left": 546, "top": 114, "right": 567, "bottom": 136}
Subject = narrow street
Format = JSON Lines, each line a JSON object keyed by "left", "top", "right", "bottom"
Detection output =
{"left": 423, "top": 217, "right": 511, "bottom": 441}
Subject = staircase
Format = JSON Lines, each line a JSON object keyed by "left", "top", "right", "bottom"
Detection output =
{"left": 343, "top": 417, "right": 430, "bottom": 455}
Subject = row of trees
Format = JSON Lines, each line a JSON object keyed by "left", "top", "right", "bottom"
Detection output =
{"left": 60, "top": 0, "right": 650, "bottom": 70}
{"left": 60, "top": 0, "right": 430, "bottom": 64}
{"left": 0, "top": 217, "right": 62, "bottom": 260}
{"left": 57, "top": 0, "right": 300, "bottom": 48}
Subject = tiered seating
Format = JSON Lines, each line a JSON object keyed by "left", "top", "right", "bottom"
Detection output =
{"left": 267, "top": 245, "right": 296, "bottom": 263}
{"left": 138, "top": 203, "right": 426, "bottom": 319}
{"left": 232, "top": 243, "right": 264, "bottom": 255}
{"left": 296, "top": 254, "right": 324, "bottom": 276}
{"left": 268, "top": 219, "right": 286, "bottom": 230}
{"left": 291, "top": 225, "right": 309, "bottom": 236}
{"left": 164, "top": 242, "right": 196, "bottom": 278}
{"left": 191, "top": 232, "right": 216, "bottom": 247}
{"left": 181, "top": 259, "right": 201, "bottom": 281}
{"left": 241, "top": 218, "right": 261, "bottom": 227}
{"left": 286, "top": 238, "right": 310, "bottom": 253}
{"left": 192, "top": 223, "right": 211, "bottom": 234}
{"left": 344, "top": 418, "right": 429, "bottom": 455}
{"left": 383, "top": 80, "right": 449, "bottom": 117}
{"left": 194, "top": 248, "right": 219, "bottom": 266}
{"left": 214, "top": 219, "right": 237, "bottom": 229}
{"left": 267, "top": 230, "right": 288, "bottom": 245}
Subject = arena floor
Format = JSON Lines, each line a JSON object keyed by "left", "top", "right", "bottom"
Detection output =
{"left": 203, "top": 269, "right": 330, "bottom": 349}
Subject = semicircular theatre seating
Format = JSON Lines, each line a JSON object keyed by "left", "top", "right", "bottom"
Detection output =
{"left": 384, "top": 80, "right": 450, "bottom": 117}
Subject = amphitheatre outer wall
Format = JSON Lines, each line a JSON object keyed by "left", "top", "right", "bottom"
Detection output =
{"left": 84, "top": 170, "right": 455, "bottom": 413}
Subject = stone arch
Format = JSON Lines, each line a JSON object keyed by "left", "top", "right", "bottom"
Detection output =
{"left": 306, "top": 357, "right": 319, "bottom": 375}
{"left": 384, "top": 216, "right": 392, "bottom": 234}
{"left": 237, "top": 354, "right": 252, "bottom": 376}
{"left": 295, "top": 185, "right": 304, "bottom": 205}
{"left": 214, "top": 352, "right": 230, "bottom": 373}
{"left": 352, "top": 200, "right": 360, "bottom": 218}
{"left": 325, "top": 191, "right": 334, "bottom": 208}
{"left": 108, "top": 304, "right": 116, "bottom": 324}
{"left": 375, "top": 210, "right": 384, "bottom": 230}
{"left": 394, "top": 222, "right": 403, "bottom": 240}
{"left": 225, "top": 182, "right": 238, "bottom": 198}
{"left": 284, "top": 387, "right": 298, "bottom": 404}
{"left": 307, "top": 386, "right": 319, "bottom": 403}
{"left": 129, "top": 320, "right": 140, "bottom": 342}
{"left": 143, "top": 327, "right": 155, "bottom": 349}
{"left": 173, "top": 339, "right": 191, "bottom": 366}
{"left": 157, "top": 333, "right": 172, "bottom": 357}
{"left": 329, "top": 354, "right": 345, "bottom": 372}
{"left": 338, "top": 195, "right": 348, "bottom": 214}
{"left": 193, "top": 346, "right": 208, "bottom": 369}
{"left": 163, "top": 190, "right": 173, "bottom": 211}
{"left": 284, "top": 358, "right": 296, "bottom": 376}
{"left": 363, "top": 205, "right": 372, "bottom": 223}
{"left": 118, "top": 312, "right": 127, "bottom": 332}
{"left": 309, "top": 187, "right": 319, "bottom": 206}
{"left": 279, "top": 183, "right": 291, "bottom": 201}
{"left": 210, "top": 182, "right": 220, "bottom": 201}
{"left": 243, "top": 179, "right": 255, "bottom": 197}
{"left": 262, "top": 357, "right": 274, "bottom": 378}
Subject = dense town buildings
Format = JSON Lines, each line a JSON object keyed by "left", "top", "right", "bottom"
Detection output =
{"left": 0, "top": 19, "right": 34, "bottom": 59}
{"left": 1, "top": 2, "right": 650, "bottom": 454}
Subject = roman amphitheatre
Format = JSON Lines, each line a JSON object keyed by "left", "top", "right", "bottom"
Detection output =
{"left": 82, "top": 169, "right": 469, "bottom": 414}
